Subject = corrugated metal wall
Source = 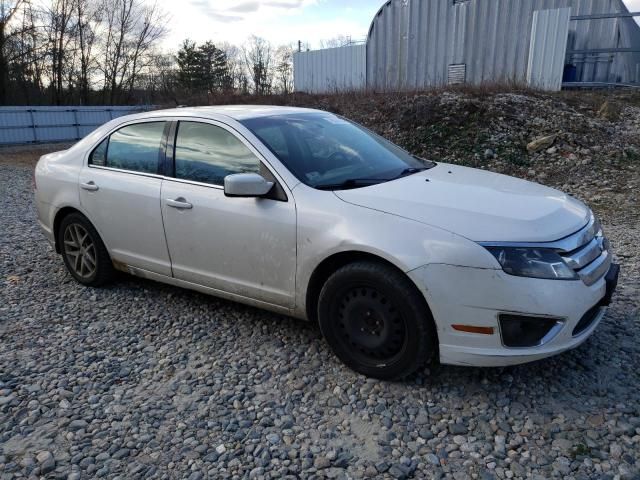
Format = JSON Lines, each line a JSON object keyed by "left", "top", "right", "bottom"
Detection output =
{"left": 293, "top": 44, "right": 367, "bottom": 93}
{"left": 0, "top": 106, "right": 154, "bottom": 145}
{"left": 367, "top": 0, "right": 640, "bottom": 90}
{"left": 527, "top": 8, "right": 572, "bottom": 90}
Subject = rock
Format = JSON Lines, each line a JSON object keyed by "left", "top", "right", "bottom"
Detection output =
{"left": 36, "top": 451, "right": 55, "bottom": 474}
{"left": 426, "top": 453, "right": 440, "bottom": 465}
{"left": 112, "top": 448, "right": 130, "bottom": 460}
{"left": 249, "top": 466, "right": 264, "bottom": 479}
{"left": 215, "top": 444, "right": 226, "bottom": 455}
{"left": 610, "top": 443, "right": 623, "bottom": 459}
{"left": 527, "top": 134, "right": 556, "bottom": 153}
{"left": 68, "top": 419, "right": 88, "bottom": 431}
{"left": 95, "top": 452, "right": 110, "bottom": 462}
{"left": 449, "top": 423, "right": 468, "bottom": 435}
{"left": 552, "top": 438, "right": 574, "bottom": 453}
{"left": 314, "top": 456, "right": 331, "bottom": 469}
{"left": 265, "top": 433, "right": 280, "bottom": 445}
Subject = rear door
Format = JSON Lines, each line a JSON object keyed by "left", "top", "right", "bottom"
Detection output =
{"left": 160, "top": 119, "right": 297, "bottom": 308}
{"left": 79, "top": 121, "right": 172, "bottom": 276}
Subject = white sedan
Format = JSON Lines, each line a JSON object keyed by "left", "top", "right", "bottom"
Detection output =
{"left": 34, "top": 106, "right": 619, "bottom": 379}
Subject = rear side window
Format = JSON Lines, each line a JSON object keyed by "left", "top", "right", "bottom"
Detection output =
{"left": 174, "top": 121, "right": 261, "bottom": 186}
{"left": 89, "top": 122, "right": 165, "bottom": 174}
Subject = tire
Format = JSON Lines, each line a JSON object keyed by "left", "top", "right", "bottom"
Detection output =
{"left": 317, "top": 261, "right": 437, "bottom": 380}
{"left": 57, "top": 212, "right": 115, "bottom": 287}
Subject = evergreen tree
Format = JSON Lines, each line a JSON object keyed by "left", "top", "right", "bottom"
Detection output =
{"left": 176, "top": 39, "right": 201, "bottom": 93}
{"left": 198, "top": 41, "right": 228, "bottom": 93}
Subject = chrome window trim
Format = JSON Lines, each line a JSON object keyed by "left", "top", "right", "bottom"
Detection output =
{"left": 87, "top": 165, "right": 225, "bottom": 190}
{"left": 88, "top": 164, "right": 164, "bottom": 180}
{"left": 479, "top": 213, "right": 597, "bottom": 253}
{"left": 162, "top": 176, "right": 224, "bottom": 191}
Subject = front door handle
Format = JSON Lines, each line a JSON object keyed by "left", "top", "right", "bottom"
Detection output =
{"left": 166, "top": 198, "right": 193, "bottom": 210}
{"left": 80, "top": 181, "right": 99, "bottom": 191}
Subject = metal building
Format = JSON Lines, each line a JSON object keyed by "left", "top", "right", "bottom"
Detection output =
{"left": 293, "top": 44, "right": 367, "bottom": 93}
{"left": 367, "top": 0, "right": 640, "bottom": 90}
{"left": 293, "top": 0, "right": 640, "bottom": 93}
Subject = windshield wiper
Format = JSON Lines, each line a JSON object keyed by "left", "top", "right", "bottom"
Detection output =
{"left": 314, "top": 178, "right": 385, "bottom": 191}
{"left": 392, "top": 167, "right": 429, "bottom": 180}
{"left": 413, "top": 156, "right": 438, "bottom": 168}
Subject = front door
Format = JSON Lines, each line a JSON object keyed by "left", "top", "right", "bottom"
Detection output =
{"left": 79, "top": 121, "right": 172, "bottom": 276}
{"left": 160, "top": 120, "right": 297, "bottom": 308}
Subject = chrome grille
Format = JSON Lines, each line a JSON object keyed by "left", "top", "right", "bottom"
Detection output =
{"left": 558, "top": 216, "right": 611, "bottom": 286}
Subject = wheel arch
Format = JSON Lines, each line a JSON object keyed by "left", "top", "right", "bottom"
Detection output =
{"left": 304, "top": 250, "right": 434, "bottom": 324}
{"left": 52, "top": 206, "right": 94, "bottom": 254}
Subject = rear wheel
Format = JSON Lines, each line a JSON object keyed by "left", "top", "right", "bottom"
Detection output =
{"left": 58, "top": 212, "right": 115, "bottom": 287}
{"left": 318, "top": 261, "right": 436, "bottom": 380}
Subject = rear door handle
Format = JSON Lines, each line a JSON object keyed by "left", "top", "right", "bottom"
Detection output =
{"left": 80, "top": 181, "right": 99, "bottom": 191}
{"left": 166, "top": 198, "right": 193, "bottom": 210}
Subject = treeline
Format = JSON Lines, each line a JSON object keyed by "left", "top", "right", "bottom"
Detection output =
{"left": 0, "top": 0, "right": 294, "bottom": 106}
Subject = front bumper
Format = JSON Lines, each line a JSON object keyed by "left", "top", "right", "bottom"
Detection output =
{"left": 408, "top": 262, "right": 619, "bottom": 367}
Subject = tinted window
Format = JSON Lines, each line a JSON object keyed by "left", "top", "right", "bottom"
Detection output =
{"left": 241, "top": 113, "right": 434, "bottom": 189}
{"left": 90, "top": 122, "right": 165, "bottom": 174}
{"left": 174, "top": 122, "right": 261, "bottom": 186}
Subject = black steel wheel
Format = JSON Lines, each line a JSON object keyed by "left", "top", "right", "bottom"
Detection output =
{"left": 318, "top": 261, "right": 436, "bottom": 380}
{"left": 58, "top": 212, "right": 115, "bottom": 287}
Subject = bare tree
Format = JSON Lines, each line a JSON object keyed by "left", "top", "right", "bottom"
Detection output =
{"left": 274, "top": 44, "right": 293, "bottom": 94}
{"left": 219, "top": 41, "right": 247, "bottom": 93}
{"left": 319, "top": 35, "right": 355, "bottom": 49}
{"left": 0, "top": 0, "right": 25, "bottom": 103}
{"left": 74, "top": 0, "right": 99, "bottom": 104}
{"left": 243, "top": 35, "right": 273, "bottom": 95}
{"left": 99, "top": 0, "right": 166, "bottom": 104}
{"left": 46, "top": 0, "right": 76, "bottom": 104}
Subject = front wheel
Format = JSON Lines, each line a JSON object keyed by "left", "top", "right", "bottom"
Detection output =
{"left": 317, "top": 261, "right": 437, "bottom": 380}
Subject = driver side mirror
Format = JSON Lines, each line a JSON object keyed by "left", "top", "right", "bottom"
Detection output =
{"left": 224, "top": 173, "right": 274, "bottom": 198}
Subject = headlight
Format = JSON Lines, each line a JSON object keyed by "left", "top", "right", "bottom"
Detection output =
{"left": 485, "top": 247, "right": 578, "bottom": 280}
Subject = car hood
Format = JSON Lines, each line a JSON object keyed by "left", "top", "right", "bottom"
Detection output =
{"left": 334, "top": 163, "right": 590, "bottom": 242}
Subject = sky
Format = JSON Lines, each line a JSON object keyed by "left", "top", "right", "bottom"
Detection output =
{"left": 158, "top": 0, "right": 640, "bottom": 51}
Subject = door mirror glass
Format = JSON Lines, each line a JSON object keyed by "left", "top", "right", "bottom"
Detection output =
{"left": 224, "top": 173, "right": 274, "bottom": 198}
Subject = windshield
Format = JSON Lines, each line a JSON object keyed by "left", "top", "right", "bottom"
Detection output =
{"left": 240, "top": 113, "right": 435, "bottom": 189}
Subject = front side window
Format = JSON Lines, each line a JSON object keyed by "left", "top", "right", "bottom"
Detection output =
{"left": 89, "top": 122, "right": 165, "bottom": 174}
{"left": 174, "top": 121, "right": 261, "bottom": 186}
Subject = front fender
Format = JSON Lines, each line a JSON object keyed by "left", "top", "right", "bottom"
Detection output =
{"left": 293, "top": 186, "right": 498, "bottom": 318}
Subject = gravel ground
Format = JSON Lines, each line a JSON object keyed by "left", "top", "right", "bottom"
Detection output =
{"left": 1, "top": 138, "right": 639, "bottom": 480}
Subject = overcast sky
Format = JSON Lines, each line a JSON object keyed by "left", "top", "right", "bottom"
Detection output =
{"left": 158, "top": 0, "right": 640, "bottom": 50}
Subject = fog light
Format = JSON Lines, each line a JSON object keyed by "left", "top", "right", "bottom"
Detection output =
{"left": 499, "top": 314, "right": 562, "bottom": 348}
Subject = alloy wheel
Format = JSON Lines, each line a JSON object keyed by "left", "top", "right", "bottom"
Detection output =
{"left": 63, "top": 223, "right": 97, "bottom": 279}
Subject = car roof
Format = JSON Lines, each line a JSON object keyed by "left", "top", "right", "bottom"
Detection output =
{"left": 138, "top": 105, "right": 325, "bottom": 121}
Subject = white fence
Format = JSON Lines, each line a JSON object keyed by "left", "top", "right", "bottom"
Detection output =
{"left": 293, "top": 44, "right": 367, "bottom": 93}
{"left": 0, "top": 106, "right": 155, "bottom": 145}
